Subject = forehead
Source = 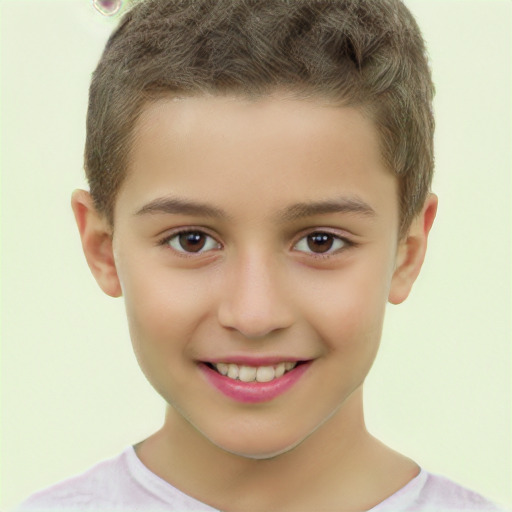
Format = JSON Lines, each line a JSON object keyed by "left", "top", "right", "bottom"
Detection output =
{"left": 118, "top": 94, "right": 398, "bottom": 227}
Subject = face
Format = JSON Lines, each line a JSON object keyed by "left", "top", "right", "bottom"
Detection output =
{"left": 108, "top": 94, "right": 403, "bottom": 458}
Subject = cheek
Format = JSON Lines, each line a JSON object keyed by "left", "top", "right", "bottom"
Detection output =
{"left": 299, "top": 257, "right": 392, "bottom": 351}
{"left": 119, "top": 262, "right": 213, "bottom": 353}
{"left": 118, "top": 264, "right": 217, "bottom": 399}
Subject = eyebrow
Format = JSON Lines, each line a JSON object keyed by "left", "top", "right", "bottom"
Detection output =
{"left": 134, "top": 195, "right": 376, "bottom": 221}
{"left": 135, "top": 197, "right": 229, "bottom": 219}
{"left": 276, "top": 197, "right": 376, "bottom": 222}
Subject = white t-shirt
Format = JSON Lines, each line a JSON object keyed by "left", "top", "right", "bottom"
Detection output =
{"left": 14, "top": 447, "right": 506, "bottom": 512}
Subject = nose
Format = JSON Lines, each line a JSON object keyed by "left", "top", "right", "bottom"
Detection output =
{"left": 217, "top": 251, "right": 294, "bottom": 339}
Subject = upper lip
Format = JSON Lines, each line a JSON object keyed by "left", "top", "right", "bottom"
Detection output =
{"left": 202, "top": 356, "right": 309, "bottom": 366}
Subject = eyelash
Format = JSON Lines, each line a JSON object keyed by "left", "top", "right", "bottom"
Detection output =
{"left": 158, "top": 229, "right": 222, "bottom": 256}
{"left": 157, "top": 229, "right": 354, "bottom": 258}
{"left": 293, "top": 231, "right": 353, "bottom": 258}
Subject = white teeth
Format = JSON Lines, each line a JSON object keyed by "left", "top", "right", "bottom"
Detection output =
{"left": 227, "top": 364, "right": 239, "bottom": 380}
{"left": 256, "top": 366, "right": 275, "bottom": 382}
{"left": 275, "top": 362, "right": 285, "bottom": 378}
{"left": 239, "top": 365, "right": 257, "bottom": 382}
{"left": 212, "top": 362, "right": 298, "bottom": 382}
{"left": 216, "top": 362, "right": 229, "bottom": 376}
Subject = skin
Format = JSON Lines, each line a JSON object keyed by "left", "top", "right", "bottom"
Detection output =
{"left": 72, "top": 94, "right": 437, "bottom": 511}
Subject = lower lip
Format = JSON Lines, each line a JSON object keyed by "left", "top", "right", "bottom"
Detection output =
{"left": 199, "top": 362, "right": 311, "bottom": 404}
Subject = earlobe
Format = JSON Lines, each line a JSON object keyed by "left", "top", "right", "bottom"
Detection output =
{"left": 71, "top": 189, "right": 122, "bottom": 298}
{"left": 388, "top": 194, "right": 438, "bottom": 305}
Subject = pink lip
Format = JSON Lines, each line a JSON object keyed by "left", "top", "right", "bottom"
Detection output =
{"left": 199, "top": 361, "right": 311, "bottom": 404}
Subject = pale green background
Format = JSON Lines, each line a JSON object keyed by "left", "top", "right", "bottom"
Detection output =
{"left": 1, "top": 0, "right": 510, "bottom": 509}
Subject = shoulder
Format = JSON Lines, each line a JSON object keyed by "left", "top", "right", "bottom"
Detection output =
{"left": 418, "top": 472, "right": 508, "bottom": 511}
{"left": 12, "top": 447, "right": 215, "bottom": 512}
{"left": 12, "top": 449, "right": 135, "bottom": 511}
{"left": 374, "top": 469, "right": 509, "bottom": 512}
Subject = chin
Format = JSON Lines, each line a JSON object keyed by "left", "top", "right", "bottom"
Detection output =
{"left": 207, "top": 427, "right": 312, "bottom": 461}
{"left": 220, "top": 442, "right": 300, "bottom": 461}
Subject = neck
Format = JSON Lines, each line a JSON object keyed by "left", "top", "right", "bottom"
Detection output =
{"left": 136, "top": 387, "right": 419, "bottom": 511}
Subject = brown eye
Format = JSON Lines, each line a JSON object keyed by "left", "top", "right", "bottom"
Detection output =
{"left": 307, "top": 233, "right": 334, "bottom": 253}
{"left": 294, "top": 232, "right": 347, "bottom": 255}
{"left": 179, "top": 232, "right": 206, "bottom": 252}
{"left": 168, "top": 231, "right": 220, "bottom": 254}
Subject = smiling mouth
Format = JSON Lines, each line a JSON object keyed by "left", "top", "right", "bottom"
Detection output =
{"left": 206, "top": 361, "right": 303, "bottom": 383}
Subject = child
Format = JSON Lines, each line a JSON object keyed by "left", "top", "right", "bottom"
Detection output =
{"left": 13, "top": 0, "right": 508, "bottom": 510}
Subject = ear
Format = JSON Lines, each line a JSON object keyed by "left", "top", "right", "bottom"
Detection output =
{"left": 388, "top": 194, "right": 438, "bottom": 305}
{"left": 71, "top": 189, "right": 122, "bottom": 298}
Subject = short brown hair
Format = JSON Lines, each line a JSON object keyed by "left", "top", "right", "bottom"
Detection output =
{"left": 85, "top": 0, "right": 434, "bottom": 234}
